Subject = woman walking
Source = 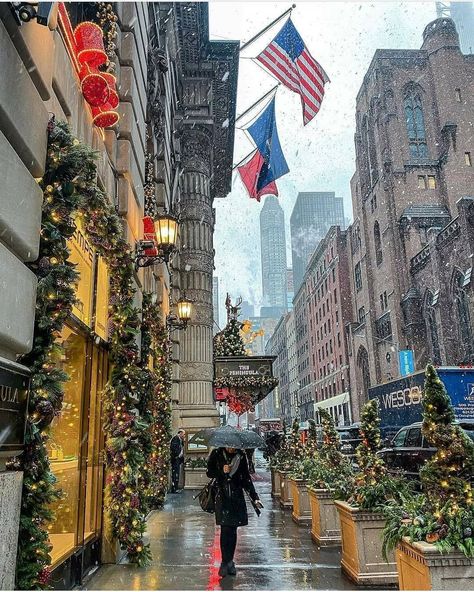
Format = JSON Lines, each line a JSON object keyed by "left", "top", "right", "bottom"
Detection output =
{"left": 207, "top": 446, "right": 263, "bottom": 577}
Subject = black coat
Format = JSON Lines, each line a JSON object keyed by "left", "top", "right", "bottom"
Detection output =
{"left": 206, "top": 448, "right": 258, "bottom": 527}
{"left": 170, "top": 435, "right": 183, "bottom": 463}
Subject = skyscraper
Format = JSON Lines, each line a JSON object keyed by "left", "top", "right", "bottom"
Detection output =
{"left": 240, "top": 300, "right": 255, "bottom": 320}
{"left": 287, "top": 268, "right": 294, "bottom": 310}
{"left": 260, "top": 196, "right": 288, "bottom": 311}
{"left": 290, "top": 192, "right": 345, "bottom": 290}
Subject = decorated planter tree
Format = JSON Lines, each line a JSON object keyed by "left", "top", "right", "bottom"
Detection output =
{"left": 335, "top": 399, "right": 409, "bottom": 586}
{"left": 307, "top": 409, "right": 353, "bottom": 546}
{"left": 383, "top": 365, "right": 474, "bottom": 570}
{"left": 307, "top": 409, "right": 354, "bottom": 500}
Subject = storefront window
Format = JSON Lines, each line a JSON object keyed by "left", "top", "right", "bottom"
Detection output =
{"left": 47, "top": 325, "right": 87, "bottom": 565}
{"left": 47, "top": 324, "right": 108, "bottom": 567}
{"left": 84, "top": 347, "right": 107, "bottom": 541}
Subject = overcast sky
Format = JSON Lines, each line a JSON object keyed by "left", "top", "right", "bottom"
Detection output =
{"left": 208, "top": 1, "right": 436, "bottom": 325}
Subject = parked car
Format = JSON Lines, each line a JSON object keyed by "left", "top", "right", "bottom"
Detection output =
{"left": 336, "top": 424, "right": 362, "bottom": 457}
{"left": 377, "top": 420, "right": 474, "bottom": 479}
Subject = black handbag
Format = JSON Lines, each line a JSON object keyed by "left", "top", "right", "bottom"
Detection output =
{"left": 194, "top": 478, "right": 217, "bottom": 513}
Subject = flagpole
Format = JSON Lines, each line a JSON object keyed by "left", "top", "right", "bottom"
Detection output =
{"left": 235, "top": 84, "right": 280, "bottom": 124}
{"left": 232, "top": 149, "right": 257, "bottom": 171}
{"left": 239, "top": 4, "right": 296, "bottom": 53}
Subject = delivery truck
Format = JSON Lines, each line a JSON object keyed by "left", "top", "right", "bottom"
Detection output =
{"left": 368, "top": 367, "right": 474, "bottom": 438}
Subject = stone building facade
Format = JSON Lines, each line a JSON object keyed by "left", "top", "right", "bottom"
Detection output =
{"left": 293, "top": 281, "right": 312, "bottom": 420}
{"left": 305, "top": 226, "right": 353, "bottom": 425}
{"left": 0, "top": 2, "right": 164, "bottom": 586}
{"left": 264, "top": 314, "right": 289, "bottom": 422}
{"left": 346, "top": 17, "right": 474, "bottom": 418}
{"left": 0, "top": 1, "right": 238, "bottom": 587}
{"left": 154, "top": 3, "right": 239, "bottom": 435}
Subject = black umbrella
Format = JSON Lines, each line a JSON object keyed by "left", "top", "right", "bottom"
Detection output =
{"left": 189, "top": 425, "right": 264, "bottom": 449}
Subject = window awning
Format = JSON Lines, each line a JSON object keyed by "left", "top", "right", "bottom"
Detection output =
{"left": 314, "top": 391, "right": 350, "bottom": 410}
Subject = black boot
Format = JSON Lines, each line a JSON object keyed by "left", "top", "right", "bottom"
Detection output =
{"left": 227, "top": 561, "right": 236, "bottom": 576}
{"left": 218, "top": 562, "right": 228, "bottom": 577}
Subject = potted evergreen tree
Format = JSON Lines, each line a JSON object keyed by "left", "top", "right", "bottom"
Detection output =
{"left": 269, "top": 423, "right": 287, "bottom": 498}
{"left": 383, "top": 365, "right": 474, "bottom": 590}
{"left": 308, "top": 409, "right": 353, "bottom": 546}
{"left": 288, "top": 420, "right": 319, "bottom": 525}
{"left": 280, "top": 418, "right": 304, "bottom": 509}
{"left": 335, "top": 399, "right": 410, "bottom": 586}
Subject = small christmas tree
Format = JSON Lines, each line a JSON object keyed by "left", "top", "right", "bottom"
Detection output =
{"left": 307, "top": 418, "right": 319, "bottom": 457}
{"left": 214, "top": 317, "right": 246, "bottom": 357}
{"left": 319, "top": 409, "right": 342, "bottom": 464}
{"left": 308, "top": 409, "right": 354, "bottom": 500}
{"left": 421, "top": 365, "right": 474, "bottom": 505}
{"left": 350, "top": 399, "right": 408, "bottom": 509}
{"left": 383, "top": 366, "right": 474, "bottom": 557}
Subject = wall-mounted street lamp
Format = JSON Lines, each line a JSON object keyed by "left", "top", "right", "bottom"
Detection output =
{"left": 134, "top": 213, "right": 179, "bottom": 269}
{"left": 166, "top": 295, "right": 193, "bottom": 332}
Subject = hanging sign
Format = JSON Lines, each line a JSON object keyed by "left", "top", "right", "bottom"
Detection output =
{"left": 398, "top": 350, "right": 415, "bottom": 377}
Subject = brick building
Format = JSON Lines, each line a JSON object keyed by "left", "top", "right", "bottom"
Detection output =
{"left": 263, "top": 315, "right": 288, "bottom": 420}
{"left": 305, "top": 226, "right": 353, "bottom": 425}
{"left": 346, "top": 17, "right": 474, "bottom": 418}
{"left": 293, "top": 281, "right": 312, "bottom": 420}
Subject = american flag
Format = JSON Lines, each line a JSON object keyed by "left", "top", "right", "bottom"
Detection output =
{"left": 257, "top": 18, "right": 329, "bottom": 126}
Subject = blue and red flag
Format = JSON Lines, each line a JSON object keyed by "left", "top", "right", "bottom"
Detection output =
{"left": 237, "top": 97, "right": 289, "bottom": 201}
{"left": 257, "top": 18, "right": 329, "bottom": 126}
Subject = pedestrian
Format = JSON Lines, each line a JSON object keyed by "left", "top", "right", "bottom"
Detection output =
{"left": 170, "top": 429, "right": 185, "bottom": 493}
{"left": 206, "top": 446, "right": 263, "bottom": 577}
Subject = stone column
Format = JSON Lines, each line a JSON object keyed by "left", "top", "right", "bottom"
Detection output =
{"left": 177, "top": 126, "right": 219, "bottom": 430}
{"left": 0, "top": 471, "right": 22, "bottom": 590}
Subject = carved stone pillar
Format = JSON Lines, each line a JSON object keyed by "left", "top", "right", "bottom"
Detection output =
{"left": 177, "top": 126, "right": 219, "bottom": 429}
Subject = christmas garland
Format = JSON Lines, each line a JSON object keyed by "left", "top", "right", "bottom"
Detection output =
{"left": 12, "top": 123, "right": 83, "bottom": 590}
{"left": 214, "top": 375, "right": 278, "bottom": 390}
{"left": 141, "top": 294, "right": 172, "bottom": 509}
{"left": 13, "top": 120, "right": 154, "bottom": 588}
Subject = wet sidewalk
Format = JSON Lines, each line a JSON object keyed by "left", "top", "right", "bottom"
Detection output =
{"left": 86, "top": 468, "right": 357, "bottom": 590}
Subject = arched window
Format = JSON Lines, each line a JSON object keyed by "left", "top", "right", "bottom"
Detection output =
{"left": 404, "top": 85, "right": 428, "bottom": 158}
{"left": 423, "top": 290, "right": 441, "bottom": 364}
{"left": 374, "top": 221, "right": 382, "bottom": 266}
{"left": 452, "top": 270, "right": 473, "bottom": 362}
{"left": 357, "top": 346, "right": 371, "bottom": 399}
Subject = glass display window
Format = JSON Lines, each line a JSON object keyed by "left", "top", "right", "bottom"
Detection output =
{"left": 47, "top": 322, "right": 108, "bottom": 568}
{"left": 47, "top": 324, "right": 87, "bottom": 566}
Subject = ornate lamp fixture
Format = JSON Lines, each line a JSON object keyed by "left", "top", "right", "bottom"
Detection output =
{"left": 167, "top": 295, "right": 193, "bottom": 332}
{"left": 134, "top": 213, "right": 179, "bottom": 269}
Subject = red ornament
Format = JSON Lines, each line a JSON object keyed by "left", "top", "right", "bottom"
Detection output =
{"left": 79, "top": 65, "right": 109, "bottom": 107}
{"left": 91, "top": 102, "right": 119, "bottom": 128}
{"left": 102, "top": 72, "right": 119, "bottom": 108}
{"left": 142, "top": 216, "right": 158, "bottom": 256}
{"left": 74, "top": 22, "right": 107, "bottom": 68}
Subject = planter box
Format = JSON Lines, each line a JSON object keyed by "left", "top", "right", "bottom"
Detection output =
{"left": 271, "top": 469, "right": 281, "bottom": 498}
{"left": 308, "top": 488, "right": 341, "bottom": 546}
{"left": 279, "top": 471, "right": 293, "bottom": 509}
{"left": 335, "top": 500, "right": 397, "bottom": 586}
{"left": 396, "top": 537, "right": 474, "bottom": 590}
{"left": 184, "top": 467, "right": 208, "bottom": 490}
{"left": 289, "top": 479, "right": 311, "bottom": 525}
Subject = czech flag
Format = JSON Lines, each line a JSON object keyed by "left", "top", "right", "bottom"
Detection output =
{"left": 238, "top": 97, "right": 289, "bottom": 201}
